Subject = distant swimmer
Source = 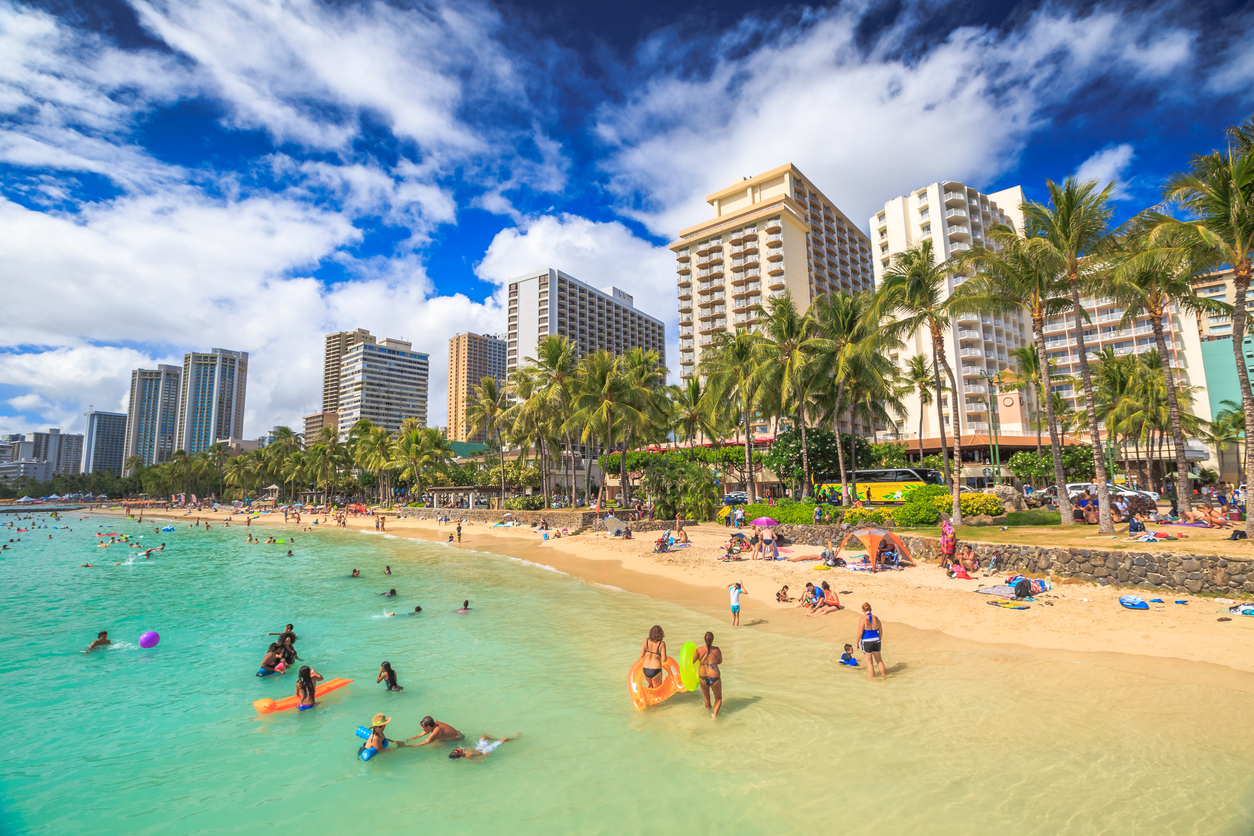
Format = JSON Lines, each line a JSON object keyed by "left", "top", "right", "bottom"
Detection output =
{"left": 380, "top": 589, "right": 397, "bottom": 597}
{"left": 409, "top": 606, "right": 423, "bottom": 614}
{"left": 638, "top": 625, "right": 667, "bottom": 689}
{"left": 257, "top": 643, "right": 283, "bottom": 676}
{"left": 449, "top": 734, "right": 521, "bottom": 761}
{"left": 286, "top": 550, "right": 293, "bottom": 556}
{"left": 377, "top": 661, "right": 403, "bottom": 691}
{"left": 351, "top": 569, "right": 361, "bottom": 578}
{"left": 384, "top": 566, "right": 392, "bottom": 575}
{"left": 407, "top": 716, "right": 463, "bottom": 746}
{"left": 84, "top": 631, "right": 111, "bottom": 653}
{"left": 268, "top": 624, "right": 297, "bottom": 643}
{"left": 458, "top": 600, "right": 470, "bottom": 612}
{"left": 296, "top": 665, "right": 323, "bottom": 710}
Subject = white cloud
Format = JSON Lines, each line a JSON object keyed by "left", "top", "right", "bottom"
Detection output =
{"left": 475, "top": 214, "right": 679, "bottom": 373}
{"left": 596, "top": 5, "right": 1197, "bottom": 236}
{"left": 1074, "top": 143, "right": 1136, "bottom": 199}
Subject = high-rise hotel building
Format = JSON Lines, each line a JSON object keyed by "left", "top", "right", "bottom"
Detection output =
{"left": 447, "top": 333, "right": 507, "bottom": 443}
{"left": 303, "top": 328, "right": 375, "bottom": 440}
{"left": 871, "top": 181, "right": 1031, "bottom": 441}
{"left": 123, "top": 364, "right": 182, "bottom": 469}
{"left": 336, "top": 337, "right": 429, "bottom": 432}
{"left": 174, "top": 349, "right": 249, "bottom": 454}
{"left": 670, "top": 164, "right": 874, "bottom": 379}
{"left": 506, "top": 268, "right": 665, "bottom": 371}
{"left": 83, "top": 410, "right": 127, "bottom": 474}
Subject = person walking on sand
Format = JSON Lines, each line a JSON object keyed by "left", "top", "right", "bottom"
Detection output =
{"left": 639, "top": 625, "right": 667, "bottom": 688}
{"left": 856, "top": 603, "right": 887, "bottom": 681}
{"left": 695, "top": 631, "right": 723, "bottom": 720}
{"left": 728, "top": 582, "right": 746, "bottom": 626}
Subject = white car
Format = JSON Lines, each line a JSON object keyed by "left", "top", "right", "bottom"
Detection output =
{"left": 1065, "top": 482, "right": 1158, "bottom": 502}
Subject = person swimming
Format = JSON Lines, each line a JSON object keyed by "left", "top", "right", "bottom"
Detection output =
{"left": 384, "top": 566, "right": 392, "bottom": 575}
{"left": 377, "top": 661, "right": 403, "bottom": 691}
{"left": 380, "top": 589, "right": 397, "bottom": 597}
{"left": 351, "top": 569, "right": 361, "bottom": 578}
{"left": 449, "top": 734, "right": 522, "bottom": 761}
{"left": 84, "top": 630, "right": 111, "bottom": 653}
{"left": 407, "top": 716, "right": 462, "bottom": 746}
{"left": 458, "top": 600, "right": 470, "bottom": 612}
{"left": 257, "top": 643, "right": 283, "bottom": 676}
{"left": 409, "top": 605, "right": 423, "bottom": 614}
{"left": 296, "top": 665, "right": 323, "bottom": 710}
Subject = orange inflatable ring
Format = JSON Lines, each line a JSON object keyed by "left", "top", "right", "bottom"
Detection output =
{"left": 628, "top": 657, "right": 682, "bottom": 711}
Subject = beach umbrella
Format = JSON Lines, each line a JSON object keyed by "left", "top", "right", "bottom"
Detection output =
{"left": 750, "top": 517, "right": 778, "bottom": 526}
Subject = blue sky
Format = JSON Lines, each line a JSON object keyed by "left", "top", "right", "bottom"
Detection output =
{"left": 1, "top": 0, "right": 1252, "bottom": 438}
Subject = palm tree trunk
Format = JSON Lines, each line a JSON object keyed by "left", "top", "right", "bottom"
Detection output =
{"left": 1069, "top": 282, "right": 1115, "bottom": 533}
{"left": 798, "top": 402, "right": 811, "bottom": 498}
{"left": 1033, "top": 321, "right": 1073, "bottom": 525}
{"left": 497, "top": 429, "right": 506, "bottom": 510}
{"left": 833, "top": 383, "right": 849, "bottom": 505}
{"left": 931, "top": 352, "right": 950, "bottom": 489}
{"left": 1229, "top": 263, "right": 1254, "bottom": 535}
{"left": 742, "top": 397, "right": 757, "bottom": 504}
{"left": 917, "top": 393, "right": 926, "bottom": 464}
{"left": 847, "top": 406, "right": 860, "bottom": 507}
{"left": 1150, "top": 312, "right": 1193, "bottom": 513}
{"left": 934, "top": 329, "right": 963, "bottom": 524}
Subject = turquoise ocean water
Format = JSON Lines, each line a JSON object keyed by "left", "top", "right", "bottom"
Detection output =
{"left": 1, "top": 513, "right": 1252, "bottom": 835}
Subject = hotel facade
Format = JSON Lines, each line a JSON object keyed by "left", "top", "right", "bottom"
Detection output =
{"left": 174, "top": 349, "right": 249, "bottom": 455}
{"left": 447, "top": 332, "right": 507, "bottom": 443}
{"left": 123, "top": 364, "right": 182, "bottom": 469}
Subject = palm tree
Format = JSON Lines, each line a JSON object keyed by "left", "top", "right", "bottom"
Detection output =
{"left": 389, "top": 426, "right": 453, "bottom": 504}
{"left": 876, "top": 240, "right": 964, "bottom": 523}
{"left": 1111, "top": 220, "right": 1229, "bottom": 511}
{"left": 354, "top": 425, "right": 394, "bottom": 506}
{"left": 617, "top": 347, "right": 668, "bottom": 503}
{"left": 526, "top": 336, "right": 581, "bottom": 507}
{"left": 1203, "top": 400, "right": 1246, "bottom": 484}
{"left": 466, "top": 375, "right": 511, "bottom": 510}
{"left": 565, "top": 351, "right": 646, "bottom": 509}
{"left": 282, "top": 450, "right": 306, "bottom": 504}
{"left": 700, "top": 330, "right": 763, "bottom": 502}
{"left": 670, "top": 376, "right": 723, "bottom": 452}
{"left": 1154, "top": 139, "right": 1254, "bottom": 533}
{"left": 1022, "top": 178, "right": 1118, "bottom": 533}
{"left": 900, "top": 354, "right": 936, "bottom": 463}
{"left": 957, "top": 222, "right": 1078, "bottom": 523}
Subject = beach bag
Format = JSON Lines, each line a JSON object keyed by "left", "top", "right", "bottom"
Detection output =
{"left": 1229, "top": 530, "right": 1247, "bottom": 541}
{"left": 1014, "top": 578, "right": 1033, "bottom": 599}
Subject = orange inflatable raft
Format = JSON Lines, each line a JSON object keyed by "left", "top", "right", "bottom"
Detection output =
{"left": 252, "top": 678, "right": 353, "bottom": 714}
{"left": 628, "top": 657, "right": 682, "bottom": 711}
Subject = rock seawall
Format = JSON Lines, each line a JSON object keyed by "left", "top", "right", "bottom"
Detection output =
{"left": 897, "top": 535, "right": 1254, "bottom": 596}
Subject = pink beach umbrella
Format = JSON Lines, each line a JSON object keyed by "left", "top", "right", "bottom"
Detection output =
{"left": 750, "top": 517, "right": 778, "bottom": 526}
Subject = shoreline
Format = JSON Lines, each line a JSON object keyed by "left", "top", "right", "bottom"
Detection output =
{"left": 94, "top": 506, "right": 1254, "bottom": 691}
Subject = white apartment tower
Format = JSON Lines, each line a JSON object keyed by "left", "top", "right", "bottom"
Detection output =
{"left": 174, "top": 348, "right": 249, "bottom": 455}
{"left": 336, "top": 337, "right": 429, "bottom": 432}
{"left": 123, "top": 364, "right": 182, "bottom": 469}
{"left": 871, "top": 181, "right": 1031, "bottom": 442}
{"left": 506, "top": 268, "right": 666, "bottom": 371}
{"left": 670, "top": 164, "right": 875, "bottom": 379}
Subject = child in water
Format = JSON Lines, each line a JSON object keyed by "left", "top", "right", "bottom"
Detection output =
{"left": 840, "top": 644, "right": 858, "bottom": 666}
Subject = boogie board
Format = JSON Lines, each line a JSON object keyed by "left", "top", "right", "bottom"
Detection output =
{"left": 987, "top": 600, "right": 1029, "bottom": 610}
{"left": 1119, "top": 596, "right": 1149, "bottom": 610}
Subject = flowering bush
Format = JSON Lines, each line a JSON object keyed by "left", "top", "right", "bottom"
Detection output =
{"left": 843, "top": 508, "right": 893, "bottom": 526}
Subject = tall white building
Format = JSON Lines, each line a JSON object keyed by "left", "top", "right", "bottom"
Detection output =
{"left": 670, "top": 164, "right": 874, "bottom": 380}
{"left": 11, "top": 428, "right": 83, "bottom": 477}
{"left": 337, "top": 338, "right": 429, "bottom": 432}
{"left": 174, "top": 349, "right": 249, "bottom": 455}
{"left": 83, "top": 411, "right": 127, "bottom": 475}
{"left": 124, "top": 364, "right": 182, "bottom": 469}
{"left": 871, "top": 181, "right": 1031, "bottom": 443}
{"left": 506, "top": 268, "right": 666, "bottom": 371}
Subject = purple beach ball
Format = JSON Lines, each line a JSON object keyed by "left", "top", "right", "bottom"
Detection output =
{"left": 139, "top": 631, "right": 160, "bottom": 648}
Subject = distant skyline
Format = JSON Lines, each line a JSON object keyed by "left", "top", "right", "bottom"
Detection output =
{"left": 2, "top": 0, "right": 1252, "bottom": 438}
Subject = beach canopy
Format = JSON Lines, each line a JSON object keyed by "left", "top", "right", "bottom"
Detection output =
{"left": 602, "top": 515, "right": 629, "bottom": 536}
{"left": 835, "top": 528, "right": 915, "bottom": 565}
{"left": 750, "top": 517, "right": 778, "bottom": 526}
{"left": 17, "top": 496, "right": 34, "bottom": 502}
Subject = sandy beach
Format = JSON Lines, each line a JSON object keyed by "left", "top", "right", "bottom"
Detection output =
{"left": 100, "top": 506, "right": 1254, "bottom": 690}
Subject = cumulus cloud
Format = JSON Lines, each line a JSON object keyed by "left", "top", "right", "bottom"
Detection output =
{"left": 1074, "top": 143, "right": 1136, "bottom": 199}
{"left": 595, "top": 4, "right": 1198, "bottom": 236}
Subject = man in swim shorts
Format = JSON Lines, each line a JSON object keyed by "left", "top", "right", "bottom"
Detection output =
{"left": 449, "top": 733, "right": 521, "bottom": 761}
{"left": 408, "top": 716, "right": 463, "bottom": 746}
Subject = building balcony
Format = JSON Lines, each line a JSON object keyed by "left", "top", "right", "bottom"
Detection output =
{"left": 699, "top": 306, "right": 727, "bottom": 320}
{"left": 765, "top": 217, "right": 783, "bottom": 233}
{"left": 733, "top": 282, "right": 762, "bottom": 298}
{"left": 950, "top": 242, "right": 971, "bottom": 252}
{"left": 945, "top": 207, "right": 967, "bottom": 219}
{"left": 943, "top": 190, "right": 966, "bottom": 205}
{"left": 957, "top": 329, "right": 981, "bottom": 340}
{"left": 767, "top": 277, "right": 786, "bottom": 290}
{"left": 964, "top": 384, "right": 988, "bottom": 394}
{"left": 700, "top": 321, "right": 727, "bottom": 334}
{"left": 676, "top": 250, "right": 690, "bottom": 262}
{"left": 677, "top": 289, "right": 692, "bottom": 301}
{"left": 947, "top": 225, "right": 971, "bottom": 242}
{"left": 678, "top": 302, "right": 693, "bottom": 313}
{"left": 677, "top": 275, "right": 691, "bottom": 287}
{"left": 960, "top": 347, "right": 985, "bottom": 358}
{"left": 765, "top": 234, "right": 783, "bottom": 248}
{"left": 766, "top": 262, "right": 784, "bottom": 276}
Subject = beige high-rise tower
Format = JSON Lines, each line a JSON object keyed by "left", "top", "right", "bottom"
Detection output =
{"left": 447, "top": 333, "right": 507, "bottom": 443}
{"left": 323, "top": 329, "right": 374, "bottom": 412}
{"left": 670, "top": 164, "right": 874, "bottom": 379}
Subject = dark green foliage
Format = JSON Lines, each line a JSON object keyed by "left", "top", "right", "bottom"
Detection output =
{"left": 869, "top": 442, "right": 909, "bottom": 468}
{"left": 504, "top": 495, "right": 545, "bottom": 511}
{"left": 893, "top": 500, "right": 940, "bottom": 527}
{"left": 638, "top": 455, "right": 719, "bottom": 520}
{"left": 1006, "top": 445, "right": 1097, "bottom": 484}
{"left": 763, "top": 428, "right": 873, "bottom": 488}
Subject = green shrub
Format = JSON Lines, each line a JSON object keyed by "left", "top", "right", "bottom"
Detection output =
{"left": 903, "top": 484, "right": 948, "bottom": 504}
{"left": 893, "top": 501, "right": 940, "bottom": 527}
{"left": 933, "top": 493, "right": 1004, "bottom": 517}
{"left": 504, "top": 495, "right": 545, "bottom": 511}
{"left": 736, "top": 503, "right": 827, "bottom": 525}
{"left": 843, "top": 508, "right": 893, "bottom": 526}
{"left": 1005, "top": 509, "right": 1061, "bottom": 526}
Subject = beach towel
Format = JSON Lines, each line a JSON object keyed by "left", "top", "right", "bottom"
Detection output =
{"left": 976, "top": 584, "right": 1017, "bottom": 599}
{"left": 1229, "top": 603, "right": 1254, "bottom": 617}
{"left": 1167, "top": 522, "right": 1208, "bottom": 527}
{"left": 1005, "top": 576, "right": 1052, "bottom": 595}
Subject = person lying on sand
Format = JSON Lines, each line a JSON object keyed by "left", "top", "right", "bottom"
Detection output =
{"left": 449, "top": 734, "right": 522, "bottom": 761}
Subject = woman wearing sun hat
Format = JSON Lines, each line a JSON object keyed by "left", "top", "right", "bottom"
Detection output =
{"left": 361, "top": 713, "right": 404, "bottom": 758}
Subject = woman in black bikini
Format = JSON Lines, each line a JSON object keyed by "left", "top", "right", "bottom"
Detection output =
{"left": 639, "top": 625, "right": 667, "bottom": 688}
{"left": 377, "top": 661, "right": 403, "bottom": 691}
{"left": 695, "top": 631, "right": 723, "bottom": 720}
{"left": 296, "top": 665, "right": 323, "bottom": 710}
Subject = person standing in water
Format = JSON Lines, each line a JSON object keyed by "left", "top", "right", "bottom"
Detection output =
{"left": 639, "top": 625, "right": 667, "bottom": 688}
{"left": 856, "top": 602, "right": 887, "bottom": 681}
{"left": 296, "top": 665, "right": 323, "bottom": 710}
{"left": 377, "top": 661, "right": 403, "bottom": 691}
{"left": 456, "top": 523, "right": 462, "bottom": 543}
{"left": 695, "top": 631, "right": 723, "bottom": 720}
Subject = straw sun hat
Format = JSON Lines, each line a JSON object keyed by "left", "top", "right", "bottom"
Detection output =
{"left": 370, "top": 713, "right": 391, "bottom": 727}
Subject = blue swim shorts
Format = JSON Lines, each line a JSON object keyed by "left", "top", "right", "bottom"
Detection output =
{"left": 731, "top": 605, "right": 741, "bottom": 613}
